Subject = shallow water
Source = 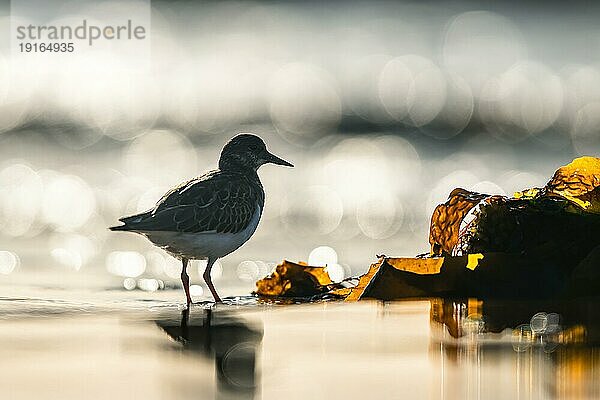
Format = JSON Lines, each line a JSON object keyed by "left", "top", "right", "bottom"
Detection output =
{"left": 0, "top": 287, "right": 599, "bottom": 400}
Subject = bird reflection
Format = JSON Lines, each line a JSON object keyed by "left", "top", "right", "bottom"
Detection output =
{"left": 156, "top": 308, "right": 263, "bottom": 400}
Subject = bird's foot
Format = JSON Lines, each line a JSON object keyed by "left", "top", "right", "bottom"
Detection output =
{"left": 188, "top": 300, "right": 218, "bottom": 309}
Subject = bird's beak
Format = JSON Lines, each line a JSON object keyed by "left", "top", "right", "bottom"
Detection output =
{"left": 264, "top": 151, "right": 294, "bottom": 167}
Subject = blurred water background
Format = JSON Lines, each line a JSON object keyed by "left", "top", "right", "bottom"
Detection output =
{"left": 0, "top": 0, "right": 598, "bottom": 299}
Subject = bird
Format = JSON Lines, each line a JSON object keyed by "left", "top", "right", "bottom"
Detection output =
{"left": 110, "top": 134, "right": 293, "bottom": 304}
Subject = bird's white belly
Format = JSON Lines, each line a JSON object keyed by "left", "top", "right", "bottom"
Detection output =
{"left": 144, "top": 206, "right": 261, "bottom": 260}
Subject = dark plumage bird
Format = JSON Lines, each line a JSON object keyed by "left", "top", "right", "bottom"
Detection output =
{"left": 110, "top": 134, "right": 293, "bottom": 304}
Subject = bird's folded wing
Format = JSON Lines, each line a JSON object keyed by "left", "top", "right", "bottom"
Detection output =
{"left": 126, "top": 174, "right": 261, "bottom": 234}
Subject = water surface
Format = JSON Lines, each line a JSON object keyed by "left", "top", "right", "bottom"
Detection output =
{"left": 0, "top": 287, "right": 598, "bottom": 400}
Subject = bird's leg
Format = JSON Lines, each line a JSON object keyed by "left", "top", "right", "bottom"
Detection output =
{"left": 202, "top": 258, "right": 222, "bottom": 303}
{"left": 180, "top": 258, "right": 192, "bottom": 306}
{"left": 180, "top": 306, "right": 189, "bottom": 340}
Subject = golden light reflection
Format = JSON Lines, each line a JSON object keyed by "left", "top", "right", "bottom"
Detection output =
{"left": 430, "top": 299, "right": 600, "bottom": 400}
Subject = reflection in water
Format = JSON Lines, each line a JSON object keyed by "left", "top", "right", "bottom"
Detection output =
{"left": 1, "top": 293, "right": 600, "bottom": 400}
{"left": 430, "top": 298, "right": 600, "bottom": 399}
{"left": 156, "top": 308, "right": 263, "bottom": 400}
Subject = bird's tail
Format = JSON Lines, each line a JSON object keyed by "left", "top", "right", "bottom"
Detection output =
{"left": 109, "top": 211, "right": 152, "bottom": 231}
{"left": 109, "top": 224, "right": 130, "bottom": 231}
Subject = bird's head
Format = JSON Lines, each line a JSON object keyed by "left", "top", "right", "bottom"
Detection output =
{"left": 219, "top": 134, "right": 294, "bottom": 171}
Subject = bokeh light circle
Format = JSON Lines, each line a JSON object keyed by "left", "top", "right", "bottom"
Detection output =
{"left": 0, "top": 251, "right": 20, "bottom": 275}
{"left": 41, "top": 173, "right": 96, "bottom": 232}
{"left": 106, "top": 251, "right": 146, "bottom": 278}
{"left": 571, "top": 102, "right": 600, "bottom": 155}
{"left": 308, "top": 246, "right": 338, "bottom": 267}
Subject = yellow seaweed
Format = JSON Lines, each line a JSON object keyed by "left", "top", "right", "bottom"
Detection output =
{"left": 255, "top": 260, "right": 332, "bottom": 297}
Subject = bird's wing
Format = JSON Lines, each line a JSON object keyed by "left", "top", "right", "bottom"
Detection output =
{"left": 119, "top": 171, "right": 264, "bottom": 234}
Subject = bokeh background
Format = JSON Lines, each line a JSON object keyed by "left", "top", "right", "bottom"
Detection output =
{"left": 0, "top": 0, "right": 599, "bottom": 298}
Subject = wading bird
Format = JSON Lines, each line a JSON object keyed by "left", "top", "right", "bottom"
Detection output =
{"left": 110, "top": 134, "right": 293, "bottom": 304}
